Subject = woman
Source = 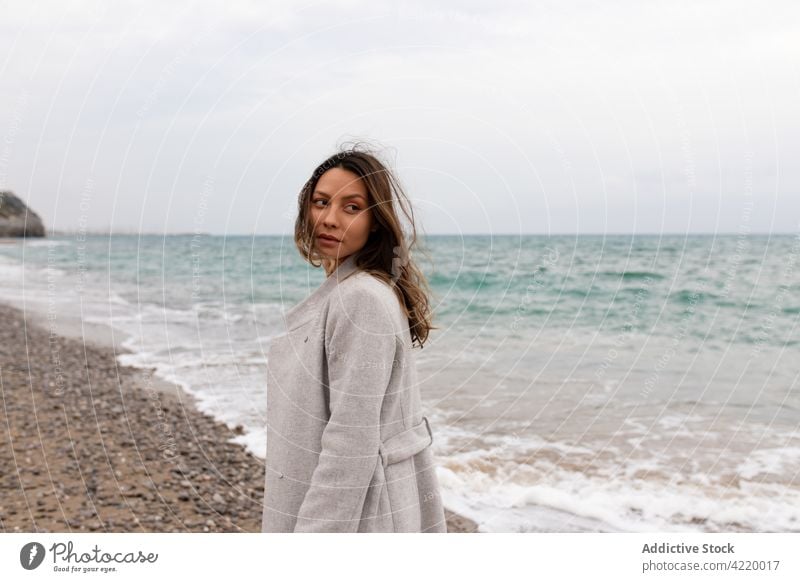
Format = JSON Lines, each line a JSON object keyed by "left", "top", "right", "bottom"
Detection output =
{"left": 261, "top": 146, "right": 448, "bottom": 533}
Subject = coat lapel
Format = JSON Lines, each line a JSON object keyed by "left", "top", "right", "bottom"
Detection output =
{"left": 282, "top": 254, "right": 360, "bottom": 330}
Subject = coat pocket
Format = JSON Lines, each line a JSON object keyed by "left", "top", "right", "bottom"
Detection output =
{"left": 379, "top": 416, "right": 434, "bottom": 532}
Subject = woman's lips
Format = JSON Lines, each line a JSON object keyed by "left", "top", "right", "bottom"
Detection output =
{"left": 317, "top": 235, "right": 340, "bottom": 247}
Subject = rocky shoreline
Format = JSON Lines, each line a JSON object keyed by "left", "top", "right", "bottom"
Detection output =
{"left": 0, "top": 191, "right": 46, "bottom": 238}
{"left": 0, "top": 301, "right": 478, "bottom": 533}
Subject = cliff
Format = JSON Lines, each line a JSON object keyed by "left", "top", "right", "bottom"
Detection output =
{"left": 0, "top": 191, "right": 46, "bottom": 237}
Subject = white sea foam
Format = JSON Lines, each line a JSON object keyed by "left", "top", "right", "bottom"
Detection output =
{"left": 433, "top": 438, "right": 800, "bottom": 532}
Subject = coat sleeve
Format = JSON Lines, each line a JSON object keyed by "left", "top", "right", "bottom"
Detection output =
{"left": 293, "top": 285, "right": 398, "bottom": 532}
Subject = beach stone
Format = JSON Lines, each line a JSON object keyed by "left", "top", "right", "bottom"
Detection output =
{"left": 0, "top": 302, "right": 478, "bottom": 534}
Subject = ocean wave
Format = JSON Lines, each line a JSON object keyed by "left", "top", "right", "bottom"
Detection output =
{"left": 599, "top": 270, "right": 665, "bottom": 281}
{"left": 669, "top": 289, "right": 721, "bottom": 304}
{"left": 23, "top": 239, "right": 72, "bottom": 247}
{"left": 435, "top": 441, "right": 800, "bottom": 532}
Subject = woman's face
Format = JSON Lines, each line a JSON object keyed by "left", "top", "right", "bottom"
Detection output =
{"left": 308, "top": 167, "right": 374, "bottom": 268}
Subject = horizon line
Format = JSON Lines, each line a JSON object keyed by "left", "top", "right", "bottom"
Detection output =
{"left": 38, "top": 230, "right": 800, "bottom": 237}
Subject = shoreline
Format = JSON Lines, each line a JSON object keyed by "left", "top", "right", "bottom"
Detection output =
{"left": 0, "top": 300, "right": 478, "bottom": 533}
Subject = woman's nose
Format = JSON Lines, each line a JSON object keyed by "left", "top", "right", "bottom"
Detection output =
{"left": 321, "top": 205, "right": 338, "bottom": 226}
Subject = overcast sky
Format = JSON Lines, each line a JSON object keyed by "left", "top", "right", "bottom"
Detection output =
{"left": 1, "top": 0, "right": 798, "bottom": 235}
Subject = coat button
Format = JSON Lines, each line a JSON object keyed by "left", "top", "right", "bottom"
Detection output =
{"left": 278, "top": 472, "right": 284, "bottom": 479}
{"left": 304, "top": 336, "right": 308, "bottom": 343}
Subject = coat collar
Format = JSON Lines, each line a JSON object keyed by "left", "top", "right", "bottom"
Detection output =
{"left": 282, "top": 253, "right": 360, "bottom": 330}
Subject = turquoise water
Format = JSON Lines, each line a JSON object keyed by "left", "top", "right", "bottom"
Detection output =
{"left": 1, "top": 233, "right": 799, "bottom": 532}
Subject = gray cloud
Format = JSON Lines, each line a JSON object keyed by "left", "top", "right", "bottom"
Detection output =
{"left": 1, "top": 0, "right": 798, "bottom": 234}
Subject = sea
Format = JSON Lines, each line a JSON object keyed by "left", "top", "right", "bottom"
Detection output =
{"left": 1, "top": 233, "right": 798, "bottom": 532}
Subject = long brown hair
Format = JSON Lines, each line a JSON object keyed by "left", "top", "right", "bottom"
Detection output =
{"left": 294, "top": 143, "right": 437, "bottom": 348}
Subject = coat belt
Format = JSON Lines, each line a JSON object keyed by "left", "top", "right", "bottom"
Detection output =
{"left": 378, "top": 416, "right": 434, "bottom": 467}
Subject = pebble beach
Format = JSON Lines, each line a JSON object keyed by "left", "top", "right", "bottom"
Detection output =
{"left": 0, "top": 301, "right": 477, "bottom": 533}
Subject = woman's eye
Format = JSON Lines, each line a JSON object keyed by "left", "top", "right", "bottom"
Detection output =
{"left": 311, "top": 199, "right": 359, "bottom": 212}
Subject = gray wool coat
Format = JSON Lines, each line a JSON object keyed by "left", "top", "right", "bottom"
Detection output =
{"left": 261, "top": 253, "right": 448, "bottom": 533}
